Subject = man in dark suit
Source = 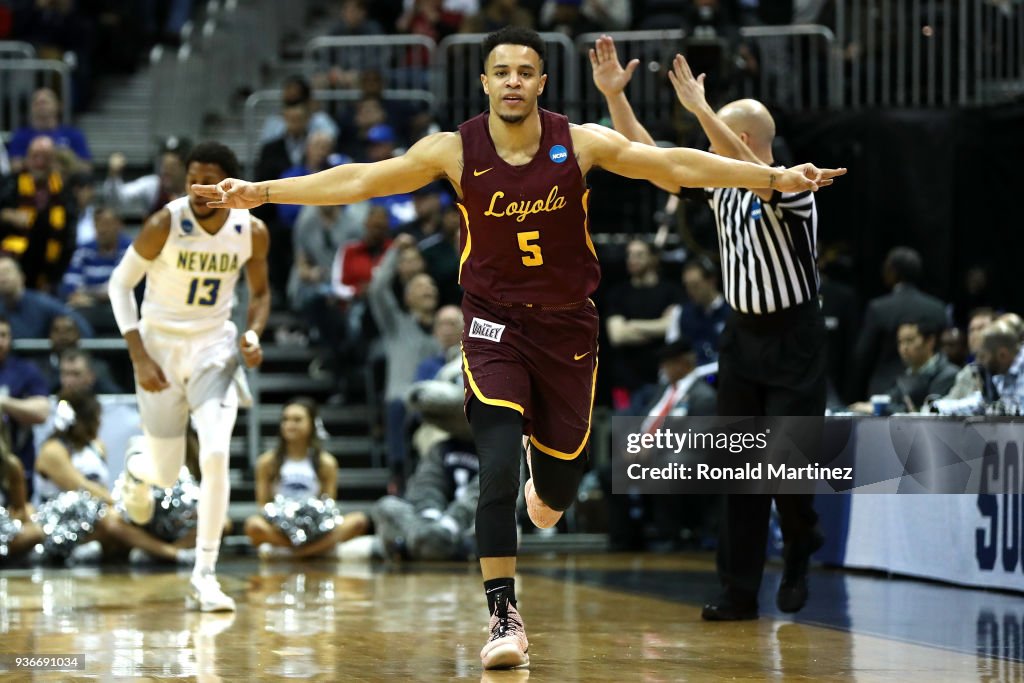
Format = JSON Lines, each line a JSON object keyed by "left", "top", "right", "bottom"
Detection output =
{"left": 854, "top": 247, "right": 947, "bottom": 398}
{"left": 852, "top": 319, "right": 959, "bottom": 413}
{"left": 605, "top": 338, "right": 718, "bottom": 551}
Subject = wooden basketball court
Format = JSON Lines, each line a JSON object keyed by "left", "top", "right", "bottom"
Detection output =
{"left": 0, "top": 553, "right": 1020, "bottom": 681}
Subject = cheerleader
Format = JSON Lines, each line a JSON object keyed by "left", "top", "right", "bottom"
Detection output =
{"left": 0, "top": 433, "right": 44, "bottom": 560}
{"left": 244, "top": 398, "right": 370, "bottom": 558}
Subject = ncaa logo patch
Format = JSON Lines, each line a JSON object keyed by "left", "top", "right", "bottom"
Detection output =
{"left": 750, "top": 198, "right": 763, "bottom": 221}
{"left": 469, "top": 317, "right": 506, "bottom": 342}
{"left": 549, "top": 144, "right": 568, "bottom": 163}
{"left": 234, "top": 223, "right": 242, "bottom": 234}
{"left": 181, "top": 219, "right": 194, "bottom": 234}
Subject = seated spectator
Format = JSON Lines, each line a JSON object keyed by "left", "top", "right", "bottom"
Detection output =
{"left": 0, "top": 315, "right": 50, "bottom": 498}
{"left": 0, "top": 254, "right": 94, "bottom": 338}
{"left": 666, "top": 257, "right": 729, "bottom": 366}
{"left": 244, "top": 399, "right": 371, "bottom": 559}
{"left": 605, "top": 239, "right": 683, "bottom": 409}
{"left": 368, "top": 234, "right": 442, "bottom": 488}
{"left": 934, "top": 320, "right": 1024, "bottom": 416}
{"left": 0, "top": 136, "right": 78, "bottom": 292}
{"left": 419, "top": 206, "right": 462, "bottom": 307}
{"left": 277, "top": 131, "right": 350, "bottom": 230}
{"left": 372, "top": 437, "right": 479, "bottom": 560}
{"left": 35, "top": 315, "right": 120, "bottom": 394}
{"left": 540, "top": 0, "right": 605, "bottom": 37}
{"left": 944, "top": 308, "right": 996, "bottom": 400}
{"left": 397, "top": 0, "right": 464, "bottom": 67}
{"left": 415, "top": 304, "right": 464, "bottom": 382}
{"left": 378, "top": 344, "right": 478, "bottom": 560}
{"left": 289, "top": 205, "right": 351, "bottom": 316}
{"left": 680, "top": 0, "right": 758, "bottom": 105}
{"left": 462, "top": 0, "right": 536, "bottom": 32}
{"left": 69, "top": 172, "right": 99, "bottom": 247}
{"left": 392, "top": 240, "right": 428, "bottom": 307}
{"left": 332, "top": 206, "right": 392, "bottom": 305}
{"left": 0, "top": 440, "right": 46, "bottom": 562}
{"left": 258, "top": 75, "right": 340, "bottom": 146}
{"left": 6, "top": 88, "right": 91, "bottom": 172}
{"left": 330, "top": 0, "right": 385, "bottom": 36}
{"left": 59, "top": 204, "right": 130, "bottom": 334}
{"left": 851, "top": 320, "right": 959, "bottom": 414}
{"left": 58, "top": 349, "right": 123, "bottom": 395}
{"left": 256, "top": 100, "right": 316, "bottom": 183}
{"left": 102, "top": 137, "right": 190, "bottom": 220}
{"left": 941, "top": 326, "right": 968, "bottom": 368}
{"left": 854, "top": 247, "right": 948, "bottom": 398}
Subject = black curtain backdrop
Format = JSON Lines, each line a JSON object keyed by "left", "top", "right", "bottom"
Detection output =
{"left": 786, "top": 100, "right": 1024, "bottom": 311}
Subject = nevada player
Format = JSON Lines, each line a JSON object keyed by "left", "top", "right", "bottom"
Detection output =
{"left": 108, "top": 142, "right": 270, "bottom": 612}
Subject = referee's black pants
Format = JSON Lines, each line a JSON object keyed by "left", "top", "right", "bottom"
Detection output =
{"left": 715, "top": 299, "right": 826, "bottom": 607}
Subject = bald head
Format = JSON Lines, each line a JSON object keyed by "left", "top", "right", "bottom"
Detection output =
{"left": 716, "top": 99, "right": 776, "bottom": 163}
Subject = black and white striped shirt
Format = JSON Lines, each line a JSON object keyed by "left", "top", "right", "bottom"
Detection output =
{"left": 703, "top": 187, "right": 819, "bottom": 315}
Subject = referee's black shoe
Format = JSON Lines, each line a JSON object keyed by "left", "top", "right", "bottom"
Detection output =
{"left": 701, "top": 596, "right": 758, "bottom": 621}
{"left": 776, "top": 528, "right": 825, "bottom": 613}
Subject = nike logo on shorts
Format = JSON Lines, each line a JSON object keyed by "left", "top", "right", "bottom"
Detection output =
{"left": 574, "top": 352, "right": 591, "bottom": 361}
{"left": 473, "top": 168, "right": 494, "bottom": 177}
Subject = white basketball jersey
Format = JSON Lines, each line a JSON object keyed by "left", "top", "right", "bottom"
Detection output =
{"left": 34, "top": 441, "right": 110, "bottom": 506}
{"left": 141, "top": 197, "right": 252, "bottom": 334}
{"left": 276, "top": 456, "right": 321, "bottom": 500}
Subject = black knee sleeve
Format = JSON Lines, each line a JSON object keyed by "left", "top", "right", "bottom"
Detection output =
{"left": 530, "top": 443, "right": 588, "bottom": 512}
{"left": 469, "top": 400, "right": 523, "bottom": 558}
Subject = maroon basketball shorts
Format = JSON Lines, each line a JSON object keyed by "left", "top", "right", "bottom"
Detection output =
{"left": 461, "top": 292, "right": 599, "bottom": 461}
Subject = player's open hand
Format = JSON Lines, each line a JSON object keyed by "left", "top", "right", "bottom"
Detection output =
{"left": 589, "top": 35, "right": 639, "bottom": 97}
{"left": 133, "top": 354, "right": 170, "bottom": 392}
{"left": 777, "top": 164, "right": 847, "bottom": 192}
{"left": 191, "top": 178, "right": 265, "bottom": 210}
{"left": 667, "top": 54, "right": 709, "bottom": 114}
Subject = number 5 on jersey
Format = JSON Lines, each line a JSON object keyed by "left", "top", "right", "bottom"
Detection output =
{"left": 517, "top": 230, "right": 544, "bottom": 267}
{"left": 187, "top": 277, "right": 221, "bottom": 306}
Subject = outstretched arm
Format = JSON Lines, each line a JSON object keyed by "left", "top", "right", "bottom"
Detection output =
{"left": 573, "top": 124, "right": 842, "bottom": 193}
{"left": 589, "top": 35, "right": 655, "bottom": 147}
{"left": 193, "top": 133, "right": 460, "bottom": 209}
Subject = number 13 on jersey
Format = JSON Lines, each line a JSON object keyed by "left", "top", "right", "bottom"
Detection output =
{"left": 517, "top": 230, "right": 543, "bottom": 267}
{"left": 186, "top": 277, "right": 221, "bottom": 306}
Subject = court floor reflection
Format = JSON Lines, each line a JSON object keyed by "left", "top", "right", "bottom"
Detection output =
{"left": 0, "top": 555, "right": 1019, "bottom": 681}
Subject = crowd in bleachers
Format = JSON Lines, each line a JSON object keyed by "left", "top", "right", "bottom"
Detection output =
{"left": 2, "top": 1, "right": 1023, "bottom": 565}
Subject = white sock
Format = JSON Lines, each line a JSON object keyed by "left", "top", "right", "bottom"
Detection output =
{"left": 194, "top": 449, "right": 229, "bottom": 576}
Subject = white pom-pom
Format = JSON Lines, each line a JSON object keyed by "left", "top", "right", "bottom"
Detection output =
{"left": 244, "top": 330, "right": 260, "bottom": 348}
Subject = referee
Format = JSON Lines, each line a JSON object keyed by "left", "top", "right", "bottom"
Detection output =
{"left": 591, "top": 37, "right": 843, "bottom": 618}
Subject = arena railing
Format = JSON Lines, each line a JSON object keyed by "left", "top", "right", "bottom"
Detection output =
{"left": 737, "top": 24, "right": 839, "bottom": 110}
{"left": 0, "top": 59, "right": 72, "bottom": 139}
{"left": 242, "top": 88, "right": 437, "bottom": 177}
{"left": 303, "top": 34, "right": 438, "bottom": 92}
{"left": 834, "top": 0, "right": 1024, "bottom": 107}
{"left": 435, "top": 32, "right": 579, "bottom": 124}
{"left": 0, "top": 41, "right": 35, "bottom": 60}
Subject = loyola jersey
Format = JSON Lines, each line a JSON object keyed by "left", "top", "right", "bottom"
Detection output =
{"left": 141, "top": 196, "right": 252, "bottom": 334}
{"left": 457, "top": 109, "right": 599, "bottom": 305}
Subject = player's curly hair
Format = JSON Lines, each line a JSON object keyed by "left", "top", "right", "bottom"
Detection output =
{"left": 481, "top": 26, "right": 546, "bottom": 69}
{"left": 186, "top": 141, "right": 242, "bottom": 180}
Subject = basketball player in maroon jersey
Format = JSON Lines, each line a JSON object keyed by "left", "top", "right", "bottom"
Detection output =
{"left": 194, "top": 26, "right": 845, "bottom": 670}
